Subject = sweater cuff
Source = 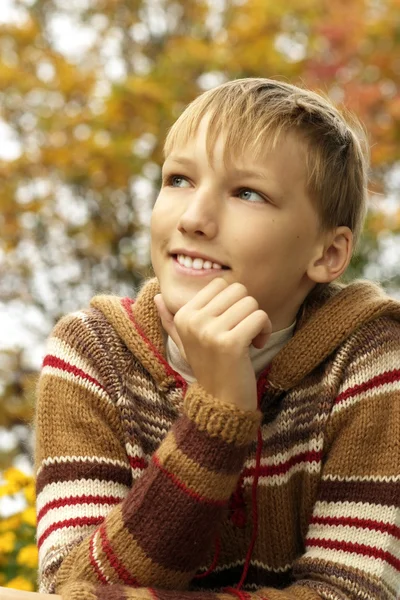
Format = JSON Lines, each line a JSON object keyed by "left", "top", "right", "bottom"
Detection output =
{"left": 183, "top": 382, "right": 261, "bottom": 445}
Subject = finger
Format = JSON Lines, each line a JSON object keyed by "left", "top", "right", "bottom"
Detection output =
{"left": 207, "top": 294, "right": 259, "bottom": 328}
{"left": 154, "top": 295, "right": 187, "bottom": 359}
{"left": 229, "top": 310, "right": 272, "bottom": 349}
{"left": 184, "top": 277, "right": 229, "bottom": 310}
{"left": 199, "top": 282, "right": 251, "bottom": 317}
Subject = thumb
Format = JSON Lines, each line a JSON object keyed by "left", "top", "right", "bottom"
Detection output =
{"left": 154, "top": 294, "right": 187, "bottom": 360}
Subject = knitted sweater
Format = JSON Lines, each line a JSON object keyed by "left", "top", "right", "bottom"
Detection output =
{"left": 35, "top": 278, "right": 400, "bottom": 600}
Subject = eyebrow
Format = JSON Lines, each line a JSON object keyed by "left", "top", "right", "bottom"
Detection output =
{"left": 164, "top": 156, "right": 195, "bottom": 167}
{"left": 165, "top": 156, "right": 270, "bottom": 181}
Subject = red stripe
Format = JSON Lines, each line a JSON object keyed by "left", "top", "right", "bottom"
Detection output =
{"left": 242, "top": 450, "right": 322, "bottom": 479}
{"left": 121, "top": 297, "right": 186, "bottom": 390}
{"left": 335, "top": 369, "right": 400, "bottom": 405}
{"left": 43, "top": 355, "right": 106, "bottom": 392}
{"left": 99, "top": 523, "right": 139, "bottom": 586}
{"left": 37, "top": 494, "right": 121, "bottom": 522}
{"left": 148, "top": 589, "right": 159, "bottom": 600}
{"left": 129, "top": 456, "right": 148, "bottom": 470}
{"left": 311, "top": 515, "right": 400, "bottom": 539}
{"left": 152, "top": 454, "right": 227, "bottom": 507}
{"left": 89, "top": 532, "right": 109, "bottom": 584}
{"left": 307, "top": 537, "right": 400, "bottom": 572}
{"left": 37, "top": 516, "right": 104, "bottom": 549}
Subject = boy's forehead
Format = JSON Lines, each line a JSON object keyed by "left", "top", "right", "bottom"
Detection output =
{"left": 165, "top": 122, "right": 308, "bottom": 177}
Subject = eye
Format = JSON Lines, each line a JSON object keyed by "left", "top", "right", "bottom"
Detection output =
{"left": 167, "top": 175, "right": 191, "bottom": 188}
{"left": 237, "top": 188, "right": 265, "bottom": 203}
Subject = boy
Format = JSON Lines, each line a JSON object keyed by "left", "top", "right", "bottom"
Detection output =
{"left": 35, "top": 78, "right": 400, "bottom": 600}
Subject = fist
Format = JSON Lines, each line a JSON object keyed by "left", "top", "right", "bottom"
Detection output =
{"left": 154, "top": 278, "right": 271, "bottom": 411}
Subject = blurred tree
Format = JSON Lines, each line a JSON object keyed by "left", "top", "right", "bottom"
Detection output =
{"left": 0, "top": 0, "right": 399, "bottom": 436}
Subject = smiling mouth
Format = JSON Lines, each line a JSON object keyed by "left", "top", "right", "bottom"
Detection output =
{"left": 171, "top": 254, "right": 230, "bottom": 270}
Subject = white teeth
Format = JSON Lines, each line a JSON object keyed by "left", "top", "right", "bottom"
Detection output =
{"left": 177, "top": 254, "right": 223, "bottom": 270}
{"left": 192, "top": 258, "right": 204, "bottom": 270}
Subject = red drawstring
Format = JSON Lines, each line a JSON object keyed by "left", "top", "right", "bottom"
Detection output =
{"left": 227, "top": 369, "right": 269, "bottom": 593}
{"left": 197, "top": 369, "right": 270, "bottom": 595}
{"left": 193, "top": 534, "right": 221, "bottom": 579}
{"left": 229, "top": 473, "right": 247, "bottom": 528}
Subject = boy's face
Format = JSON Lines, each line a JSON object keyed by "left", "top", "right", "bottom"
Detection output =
{"left": 151, "top": 118, "right": 326, "bottom": 331}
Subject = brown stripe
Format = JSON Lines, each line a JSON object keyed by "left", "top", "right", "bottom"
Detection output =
{"left": 261, "top": 427, "right": 323, "bottom": 456}
{"left": 294, "top": 556, "right": 390, "bottom": 599}
{"left": 121, "top": 463, "right": 226, "bottom": 572}
{"left": 190, "top": 561, "right": 292, "bottom": 590}
{"left": 98, "top": 510, "right": 189, "bottom": 588}
{"left": 173, "top": 414, "right": 248, "bottom": 474}
{"left": 155, "top": 431, "right": 239, "bottom": 501}
{"left": 94, "top": 585, "right": 129, "bottom": 600}
{"left": 318, "top": 479, "right": 400, "bottom": 507}
{"left": 36, "top": 460, "right": 132, "bottom": 494}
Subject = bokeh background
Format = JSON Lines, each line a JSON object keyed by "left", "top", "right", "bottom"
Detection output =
{"left": 0, "top": 0, "right": 400, "bottom": 591}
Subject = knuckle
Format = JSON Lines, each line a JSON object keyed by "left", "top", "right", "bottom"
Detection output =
{"left": 199, "top": 324, "right": 216, "bottom": 346}
{"left": 231, "top": 282, "right": 247, "bottom": 296}
{"left": 245, "top": 295, "right": 259, "bottom": 311}
{"left": 217, "top": 334, "right": 233, "bottom": 354}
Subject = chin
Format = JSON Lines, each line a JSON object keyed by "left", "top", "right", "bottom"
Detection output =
{"left": 161, "top": 286, "right": 194, "bottom": 316}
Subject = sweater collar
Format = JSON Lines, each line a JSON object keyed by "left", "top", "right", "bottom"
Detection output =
{"left": 91, "top": 277, "right": 400, "bottom": 393}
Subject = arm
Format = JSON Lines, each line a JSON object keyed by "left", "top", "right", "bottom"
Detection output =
{"left": 52, "top": 358, "right": 400, "bottom": 600}
{"left": 35, "top": 311, "right": 260, "bottom": 594}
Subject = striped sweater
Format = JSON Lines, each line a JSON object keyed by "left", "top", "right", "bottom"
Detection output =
{"left": 35, "top": 277, "right": 400, "bottom": 600}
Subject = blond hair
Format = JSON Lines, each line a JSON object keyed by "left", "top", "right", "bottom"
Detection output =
{"left": 164, "top": 78, "right": 370, "bottom": 250}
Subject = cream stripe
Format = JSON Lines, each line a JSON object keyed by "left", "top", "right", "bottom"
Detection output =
{"left": 261, "top": 407, "right": 325, "bottom": 441}
{"left": 38, "top": 525, "right": 93, "bottom": 564}
{"left": 245, "top": 437, "right": 323, "bottom": 468}
{"left": 36, "top": 480, "right": 129, "bottom": 513}
{"left": 46, "top": 336, "right": 98, "bottom": 383}
{"left": 197, "top": 558, "right": 292, "bottom": 574}
{"left": 37, "top": 503, "right": 113, "bottom": 539}
{"left": 245, "top": 459, "right": 321, "bottom": 486}
{"left": 338, "top": 355, "right": 400, "bottom": 392}
{"left": 322, "top": 473, "right": 400, "bottom": 483}
{"left": 313, "top": 501, "right": 398, "bottom": 523}
{"left": 41, "top": 366, "right": 112, "bottom": 404}
{"left": 92, "top": 529, "right": 111, "bottom": 583}
{"left": 37, "top": 455, "right": 129, "bottom": 476}
{"left": 332, "top": 380, "right": 400, "bottom": 414}
{"left": 309, "top": 526, "right": 400, "bottom": 560}
{"left": 126, "top": 442, "right": 147, "bottom": 458}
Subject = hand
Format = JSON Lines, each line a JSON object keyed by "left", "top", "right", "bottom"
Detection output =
{"left": 154, "top": 278, "right": 272, "bottom": 411}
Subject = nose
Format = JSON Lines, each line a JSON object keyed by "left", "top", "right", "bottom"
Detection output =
{"left": 177, "top": 188, "right": 219, "bottom": 238}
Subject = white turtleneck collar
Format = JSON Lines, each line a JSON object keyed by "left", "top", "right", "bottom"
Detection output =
{"left": 165, "top": 322, "right": 296, "bottom": 385}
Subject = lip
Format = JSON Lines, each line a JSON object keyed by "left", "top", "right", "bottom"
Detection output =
{"left": 170, "top": 249, "right": 229, "bottom": 268}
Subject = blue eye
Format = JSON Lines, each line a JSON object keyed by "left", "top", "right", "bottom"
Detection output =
{"left": 238, "top": 188, "right": 264, "bottom": 203}
{"left": 170, "top": 175, "right": 190, "bottom": 188}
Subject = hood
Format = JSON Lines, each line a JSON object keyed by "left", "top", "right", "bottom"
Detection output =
{"left": 90, "top": 277, "right": 400, "bottom": 393}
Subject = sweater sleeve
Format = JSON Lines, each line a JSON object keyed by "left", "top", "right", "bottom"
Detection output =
{"left": 52, "top": 346, "right": 400, "bottom": 600}
{"left": 35, "top": 311, "right": 261, "bottom": 595}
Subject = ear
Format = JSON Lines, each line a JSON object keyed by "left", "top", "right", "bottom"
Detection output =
{"left": 307, "top": 226, "right": 353, "bottom": 284}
